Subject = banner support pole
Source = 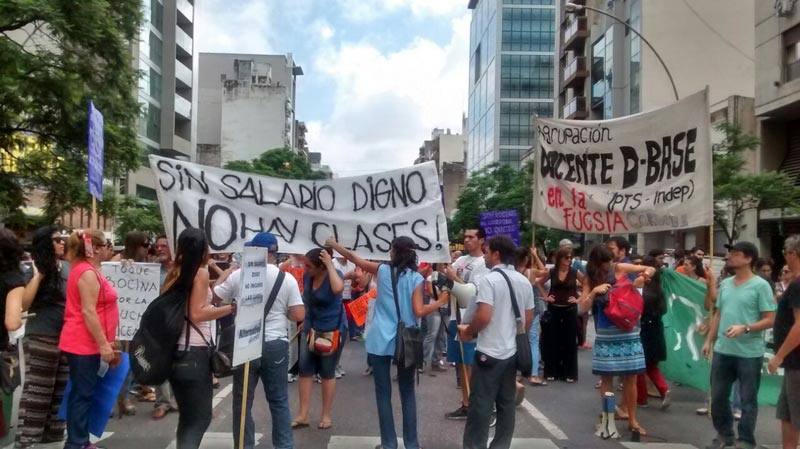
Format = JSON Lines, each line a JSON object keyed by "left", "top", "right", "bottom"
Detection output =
{"left": 238, "top": 361, "right": 250, "bottom": 449}
{"left": 709, "top": 223, "right": 714, "bottom": 271}
{"left": 531, "top": 223, "right": 536, "bottom": 249}
{"left": 92, "top": 197, "right": 98, "bottom": 230}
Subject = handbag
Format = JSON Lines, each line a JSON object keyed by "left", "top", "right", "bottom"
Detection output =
{"left": 306, "top": 286, "right": 343, "bottom": 357}
{"left": 391, "top": 266, "right": 424, "bottom": 370}
{"left": 0, "top": 346, "right": 20, "bottom": 394}
{"left": 604, "top": 276, "right": 644, "bottom": 332}
{"left": 493, "top": 269, "right": 532, "bottom": 377}
{"left": 215, "top": 271, "right": 286, "bottom": 375}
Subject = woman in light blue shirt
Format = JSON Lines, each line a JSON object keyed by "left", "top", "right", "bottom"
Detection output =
{"left": 326, "top": 236, "right": 447, "bottom": 449}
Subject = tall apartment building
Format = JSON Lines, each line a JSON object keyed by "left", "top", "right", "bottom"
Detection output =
{"left": 755, "top": 0, "right": 800, "bottom": 259}
{"left": 414, "top": 128, "right": 467, "bottom": 216}
{"left": 466, "top": 0, "right": 557, "bottom": 172}
{"left": 197, "top": 53, "right": 304, "bottom": 167}
{"left": 124, "top": 0, "right": 197, "bottom": 200}
{"left": 557, "top": 0, "right": 754, "bottom": 253}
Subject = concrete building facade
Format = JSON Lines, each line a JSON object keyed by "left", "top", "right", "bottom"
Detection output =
{"left": 415, "top": 128, "right": 467, "bottom": 216}
{"left": 466, "top": 0, "right": 558, "bottom": 172}
{"left": 125, "top": 0, "right": 197, "bottom": 200}
{"left": 197, "top": 53, "right": 304, "bottom": 167}
{"left": 557, "top": 0, "right": 755, "bottom": 255}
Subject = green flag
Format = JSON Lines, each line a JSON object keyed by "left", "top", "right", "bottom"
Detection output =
{"left": 659, "top": 269, "right": 781, "bottom": 405}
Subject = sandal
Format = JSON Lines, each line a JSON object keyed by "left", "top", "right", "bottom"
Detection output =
{"left": 318, "top": 420, "right": 333, "bottom": 430}
{"left": 291, "top": 420, "right": 310, "bottom": 429}
{"left": 629, "top": 424, "right": 647, "bottom": 436}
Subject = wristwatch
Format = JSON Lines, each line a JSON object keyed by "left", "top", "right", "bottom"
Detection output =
{"left": 745, "top": 325, "right": 752, "bottom": 334}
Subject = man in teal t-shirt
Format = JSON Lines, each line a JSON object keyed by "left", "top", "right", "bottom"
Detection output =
{"left": 703, "top": 241, "right": 776, "bottom": 449}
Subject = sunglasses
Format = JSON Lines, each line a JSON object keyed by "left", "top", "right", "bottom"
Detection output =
{"left": 52, "top": 237, "right": 64, "bottom": 244}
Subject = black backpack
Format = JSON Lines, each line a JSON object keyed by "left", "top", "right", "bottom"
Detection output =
{"left": 130, "top": 288, "right": 189, "bottom": 385}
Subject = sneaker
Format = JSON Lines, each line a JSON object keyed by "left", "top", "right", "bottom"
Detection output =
{"left": 696, "top": 407, "right": 709, "bottom": 416}
{"left": 704, "top": 437, "right": 734, "bottom": 449}
{"left": 660, "top": 390, "right": 672, "bottom": 411}
{"left": 733, "top": 410, "right": 742, "bottom": 421}
{"left": 445, "top": 405, "right": 469, "bottom": 420}
{"left": 335, "top": 366, "right": 345, "bottom": 379}
{"left": 432, "top": 361, "right": 447, "bottom": 372}
{"left": 287, "top": 373, "right": 297, "bottom": 383}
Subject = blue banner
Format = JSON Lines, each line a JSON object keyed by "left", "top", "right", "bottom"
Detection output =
{"left": 87, "top": 101, "right": 105, "bottom": 200}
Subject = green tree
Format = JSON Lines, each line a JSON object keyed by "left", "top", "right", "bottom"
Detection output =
{"left": 114, "top": 195, "right": 164, "bottom": 243}
{"left": 714, "top": 122, "right": 800, "bottom": 245}
{"left": 0, "top": 1, "right": 143, "bottom": 220}
{"left": 450, "top": 161, "right": 572, "bottom": 252}
{"left": 225, "top": 148, "right": 328, "bottom": 180}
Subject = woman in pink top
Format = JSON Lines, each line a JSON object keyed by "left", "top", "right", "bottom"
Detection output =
{"left": 59, "top": 229, "right": 117, "bottom": 449}
{"left": 164, "top": 228, "right": 234, "bottom": 449}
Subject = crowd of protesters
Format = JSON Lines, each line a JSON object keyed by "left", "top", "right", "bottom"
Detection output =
{"left": 0, "top": 224, "right": 799, "bottom": 449}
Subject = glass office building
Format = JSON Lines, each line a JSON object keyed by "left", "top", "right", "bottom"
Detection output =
{"left": 466, "top": 0, "right": 556, "bottom": 171}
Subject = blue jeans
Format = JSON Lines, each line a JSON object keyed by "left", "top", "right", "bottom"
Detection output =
{"left": 528, "top": 314, "right": 541, "bottom": 376}
{"left": 233, "top": 340, "right": 292, "bottom": 449}
{"left": 710, "top": 352, "right": 762, "bottom": 446}
{"left": 423, "top": 311, "right": 442, "bottom": 364}
{"left": 369, "top": 354, "right": 419, "bottom": 449}
{"left": 64, "top": 353, "right": 101, "bottom": 449}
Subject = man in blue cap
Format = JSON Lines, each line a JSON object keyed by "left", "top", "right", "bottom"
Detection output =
{"left": 214, "top": 232, "right": 305, "bottom": 449}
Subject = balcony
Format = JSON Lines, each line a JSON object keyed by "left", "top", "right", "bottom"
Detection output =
{"left": 175, "top": 59, "right": 192, "bottom": 90}
{"left": 175, "top": 94, "right": 191, "bottom": 120}
{"left": 562, "top": 56, "right": 588, "bottom": 91}
{"left": 176, "top": 26, "right": 192, "bottom": 58}
{"left": 177, "top": 0, "right": 193, "bottom": 24}
{"left": 562, "top": 96, "right": 588, "bottom": 120}
{"left": 563, "top": 16, "right": 588, "bottom": 51}
{"left": 173, "top": 134, "right": 191, "bottom": 156}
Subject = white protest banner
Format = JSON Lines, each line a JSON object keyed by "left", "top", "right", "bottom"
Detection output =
{"left": 101, "top": 262, "right": 161, "bottom": 341}
{"left": 533, "top": 89, "right": 712, "bottom": 234}
{"left": 149, "top": 156, "right": 450, "bottom": 262}
{"left": 232, "top": 246, "right": 268, "bottom": 366}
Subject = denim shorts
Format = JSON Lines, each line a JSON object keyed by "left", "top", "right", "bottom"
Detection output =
{"left": 298, "top": 331, "right": 341, "bottom": 380}
{"left": 446, "top": 320, "right": 475, "bottom": 365}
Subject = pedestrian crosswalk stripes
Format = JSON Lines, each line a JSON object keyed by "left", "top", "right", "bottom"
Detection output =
{"left": 327, "top": 436, "right": 561, "bottom": 449}
{"left": 622, "top": 443, "right": 699, "bottom": 449}
{"left": 163, "top": 432, "right": 263, "bottom": 449}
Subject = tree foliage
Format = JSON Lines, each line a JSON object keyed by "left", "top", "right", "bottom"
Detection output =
{"left": 713, "top": 122, "right": 800, "bottom": 245}
{"left": 0, "top": 1, "right": 143, "bottom": 220}
{"left": 225, "top": 148, "right": 327, "bottom": 180}
{"left": 450, "top": 162, "right": 572, "bottom": 252}
{"left": 114, "top": 195, "right": 164, "bottom": 243}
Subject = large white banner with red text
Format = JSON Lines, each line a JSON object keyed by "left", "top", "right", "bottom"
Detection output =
{"left": 533, "top": 89, "right": 712, "bottom": 234}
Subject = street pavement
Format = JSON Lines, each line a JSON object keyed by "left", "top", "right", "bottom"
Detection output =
{"left": 22, "top": 336, "right": 789, "bottom": 449}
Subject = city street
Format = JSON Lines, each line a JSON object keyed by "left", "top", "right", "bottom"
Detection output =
{"left": 71, "top": 334, "right": 783, "bottom": 449}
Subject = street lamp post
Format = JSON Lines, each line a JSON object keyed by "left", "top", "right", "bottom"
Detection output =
{"left": 564, "top": 2, "right": 679, "bottom": 102}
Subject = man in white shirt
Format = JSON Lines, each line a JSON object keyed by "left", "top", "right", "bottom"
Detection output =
{"left": 443, "top": 228, "right": 490, "bottom": 420}
{"left": 459, "top": 235, "right": 535, "bottom": 449}
{"left": 213, "top": 233, "right": 305, "bottom": 449}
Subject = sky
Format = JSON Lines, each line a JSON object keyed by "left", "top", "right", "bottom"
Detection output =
{"left": 195, "top": 0, "right": 471, "bottom": 177}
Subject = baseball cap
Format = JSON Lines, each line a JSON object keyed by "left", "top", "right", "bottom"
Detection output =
{"left": 559, "top": 239, "right": 573, "bottom": 247}
{"left": 418, "top": 262, "right": 431, "bottom": 272}
{"left": 724, "top": 241, "right": 758, "bottom": 260}
{"left": 245, "top": 232, "right": 279, "bottom": 251}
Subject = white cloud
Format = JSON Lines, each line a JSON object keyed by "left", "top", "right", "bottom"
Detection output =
{"left": 195, "top": 0, "right": 273, "bottom": 54}
{"left": 313, "top": 19, "right": 336, "bottom": 41}
{"left": 307, "top": 13, "right": 470, "bottom": 176}
{"left": 339, "top": 0, "right": 465, "bottom": 22}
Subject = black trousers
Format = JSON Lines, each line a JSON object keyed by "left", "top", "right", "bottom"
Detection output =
{"left": 170, "top": 349, "right": 213, "bottom": 449}
{"left": 463, "top": 355, "right": 517, "bottom": 449}
{"left": 541, "top": 306, "right": 578, "bottom": 380}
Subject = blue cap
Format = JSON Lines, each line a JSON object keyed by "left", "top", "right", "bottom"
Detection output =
{"left": 245, "top": 232, "right": 279, "bottom": 251}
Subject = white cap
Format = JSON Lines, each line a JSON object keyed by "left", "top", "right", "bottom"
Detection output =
{"left": 559, "top": 239, "right": 573, "bottom": 247}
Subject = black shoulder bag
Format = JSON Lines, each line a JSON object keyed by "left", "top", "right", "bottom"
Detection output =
{"left": 392, "top": 266, "right": 424, "bottom": 370}
{"left": 493, "top": 269, "right": 532, "bottom": 377}
{"left": 213, "top": 270, "right": 286, "bottom": 377}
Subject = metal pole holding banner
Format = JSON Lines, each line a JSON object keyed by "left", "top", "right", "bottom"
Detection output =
{"left": 237, "top": 361, "right": 250, "bottom": 449}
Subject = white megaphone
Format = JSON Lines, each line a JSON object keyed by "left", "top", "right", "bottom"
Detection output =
{"left": 449, "top": 282, "right": 477, "bottom": 309}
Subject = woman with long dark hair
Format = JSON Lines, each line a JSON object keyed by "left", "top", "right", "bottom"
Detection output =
{"left": 292, "top": 247, "right": 345, "bottom": 431}
{"left": 682, "top": 256, "right": 706, "bottom": 281}
{"left": 578, "top": 245, "right": 655, "bottom": 436}
{"left": 326, "top": 237, "right": 447, "bottom": 449}
{"left": 17, "top": 226, "right": 69, "bottom": 447}
{"left": 538, "top": 247, "right": 584, "bottom": 383}
{"left": 59, "top": 229, "right": 117, "bottom": 449}
{"left": 165, "top": 228, "right": 234, "bottom": 449}
{"left": 636, "top": 256, "right": 671, "bottom": 409}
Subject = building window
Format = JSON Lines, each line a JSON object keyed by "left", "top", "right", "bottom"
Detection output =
{"left": 149, "top": 32, "right": 163, "bottom": 67}
{"left": 503, "top": 0, "right": 553, "bottom": 4}
{"left": 591, "top": 28, "right": 614, "bottom": 118}
{"left": 499, "top": 101, "right": 553, "bottom": 147}
{"left": 138, "top": 102, "right": 161, "bottom": 143}
{"left": 501, "top": 7, "right": 555, "bottom": 52}
{"left": 501, "top": 54, "right": 554, "bottom": 99}
{"left": 784, "top": 24, "right": 800, "bottom": 82}
{"left": 474, "top": 44, "right": 482, "bottom": 85}
{"left": 136, "top": 185, "right": 158, "bottom": 201}
{"left": 150, "top": 0, "right": 163, "bottom": 33}
{"left": 629, "top": 0, "right": 641, "bottom": 114}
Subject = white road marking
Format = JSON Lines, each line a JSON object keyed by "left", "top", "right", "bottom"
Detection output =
{"left": 212, "top": 383, "right": 234, "bottom": 409}
{"left": 622, "top": 444, "right": 699, "bottom": 449}
{"left": 164, "top": 431, "right": 262, "bottom": 449}
{"left": 2, "top": 433, "right": 114, "bottom": 449}
{"left": 327, "top": 436, "right": 559, "bottom": 449}
{"left": 520, "top": 399, "right": 568, "bottom": 441}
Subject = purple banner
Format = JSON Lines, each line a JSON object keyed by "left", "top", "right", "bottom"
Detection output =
{"left": 479, "top": 209, "right": 521, "bottom": 245}
{"left": 87, "top": 101, "right": 104, "bottom": 200}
